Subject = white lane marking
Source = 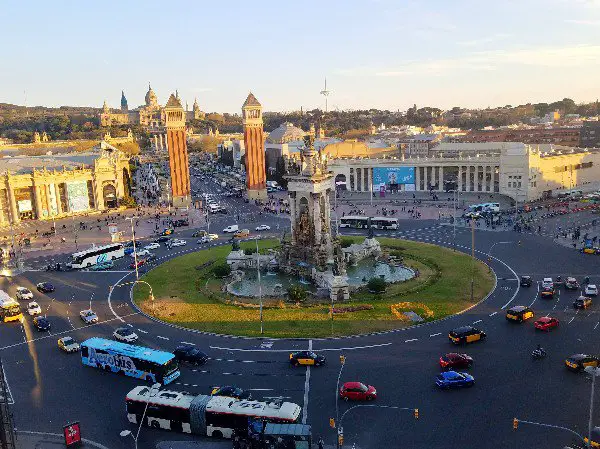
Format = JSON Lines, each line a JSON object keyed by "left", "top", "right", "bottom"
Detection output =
{"left": 67, "top": 316, "right": 75, "bottom": 330}
{"left": 248, "top": 388, "right": 274, "bottom": 391}
{"left": 489, "top": 312, "right": 498, "bottom": 317}
{"left": 2, "top": 367, "right": 14, "bottom": 404}
{"left": 0, "top": 312, "right": 140, "bottom": 352}
{"left": 209, "top": 343, "right": 392, "bottom": 352}
{"left": 429, "top": 333, "right": 441, "bottom": 337}
{"left": 181, "top": 341, "right": 195, "bottom": 346}
{"left": 595, "top": 322, "right": 599, "bottom": 330}
{"left": 405, "top": 338, "right": 418, "bottom": 343}
{"left": 107, "top": 272, "right": 133, "bottom": 322}
{"left": 137, "top": 329, "right": 149, "bottom": 334}
{"left": 568, "top": 317, "right": 575, "bottom": 324}
{"left": 529, "top": 282, "right": 540, "bottom": 307}
{"left": 126, "top": 324, "right": 134, "bottom": 328}
{"left": 157, "top": 336, "right": 169, "bottom": 340}
{"left": 302, "top": 340, "right": 312, "bottom": 425}
{"left": 472, "top": 320, "right": 482, "bottom": 325}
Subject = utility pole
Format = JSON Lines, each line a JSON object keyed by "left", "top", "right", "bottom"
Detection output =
{"left": 470, "top": 217, "right": 475, "bottom": 302}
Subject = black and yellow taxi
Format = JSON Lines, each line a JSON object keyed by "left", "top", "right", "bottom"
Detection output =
{"left": 505, "top": 305, "right": 534, "bottom": 322}
{"left": 574, "top": 296, "right": 593, "bottom": 309}
{"left": 448, "top": 326, "right": 486, "bottom": 345}
{"left": 289, "top": 351, "right": 326, "bottom": 366}
{"left": 565, "top": 354, "right": 600, "bottom": 372}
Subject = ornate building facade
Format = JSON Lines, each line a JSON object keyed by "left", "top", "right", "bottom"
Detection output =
{"left": 164, "top": 93, "right": 191, "bottom": 206}
{"left": 0, "top": 141, "right": 130, "bottom": 225}
{"left": 242, "top": 93, "right": 267, "bottom": 200}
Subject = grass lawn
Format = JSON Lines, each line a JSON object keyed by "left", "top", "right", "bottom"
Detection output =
{"left": 133, "top": 237, "right": 494, "bottom": 338}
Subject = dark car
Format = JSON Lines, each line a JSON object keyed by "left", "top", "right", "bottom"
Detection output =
{"left": 448, "top": 326, "right": 486, "bottom": 345}
{"left": 33, "top": 316, "right": 51, "bottom": 331}
{"left": 540, "top": 286, "right": 555, "bottom": 298}
{"left": 173, "top": 345, "right": 209, "bottom": 365}
{"left": 439, "top": 353, "right": 473, "bottom": 370}
{"left": 211, "top": 385, "right": 252, "bottom": 400}
{"left": 154, "top": 236, "right": 170, "bottom": 243}
{"left": 565, "top": 277, "right": 580, "bottom": 290}
{"left": 36, "top": 282, "right": 55, "bottom": 293}
{"left": 520, "top": 276, "right": 533, "bottom": 287}
{"left": 565, "top": 354, "right": 600, "bottom": 372}
{"left": 435, "top": 371, "right": 475, "bottom": 389}
{"left": 505, "top": 306, "right": 534, "bottom": 322}
{"left": 574, "top": 296, "right": 592, "bottom": 309}
{"left": 289, "top": 351, "right": 326, "bottom": 366}
{"left": 145, "top": 254, "right": 157, "bottom": 263}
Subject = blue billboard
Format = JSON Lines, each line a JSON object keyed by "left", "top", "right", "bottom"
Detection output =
{"left": 373, "top": 167, "right": 415, "bottom": 188}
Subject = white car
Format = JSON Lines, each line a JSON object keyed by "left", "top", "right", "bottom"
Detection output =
{"left": 542, "top": 277, "right": 553, "bottom": 289}
{"left": 171, "top": 239, "right": 187, "bottom": 247}
{"left": 58, "top": 336, "right": 80, "bottom": 353}
{"left": 80, "top": 309, "right": 98, "bottom": 324}
{"left": 223, "top": 225, "right": 239, "bottom": 233}
{"left": 144, "top": 243, "right": 160, "bottom": 250}
{"left": 113, "top": 327, "right": 139, "bottom": 343}
{"left": 16, "top": 286, "right": 33, "bottom": 301}
{"left": 255, "top": 225, "right": 271, "bottom": 231}
{"left": 585, "top": 284, "right": 598, "bottom": 296}
{"left": 130, "top": 249, "right": 150, "bottom": 258}
{"left": 28, "top": 302, "right": 42, "bottom": 316}
{"left": 198, "top": 234, "right": 219, "bottom": 244}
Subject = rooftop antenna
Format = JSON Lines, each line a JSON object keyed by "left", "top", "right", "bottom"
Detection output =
{"left": 320, "top": 78, "right": 330, "bottom": 113}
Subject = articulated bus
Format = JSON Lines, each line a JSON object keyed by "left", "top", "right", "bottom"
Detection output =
{"left": 0, "top": 290, "right": 22, "bottom": 323}
{"left": 80, "top": 337, "right": 180, "bottom": 384}
{"left": 69, "top": 243, "right": 125, "bottom": 269}
{"left": 339, "top": 216, "right": 398, "bottom": 230}
{"left": 125, "top": 385, "right": 301, "bottom": 438}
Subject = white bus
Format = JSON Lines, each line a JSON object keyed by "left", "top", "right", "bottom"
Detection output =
{"left": 371, "top": 217, "right": 398, "bottom": 230}
{"left": 69, "top": 243, "right": 125, "bottom": 269}
{"left": 339, "top": 216, "right": 370, "bottom": 229}
{"left": 125, "top": 386, "right": 301, "bottom": 438}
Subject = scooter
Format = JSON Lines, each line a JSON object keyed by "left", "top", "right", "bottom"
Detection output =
{"left": 532, "top": 348, "right": 547, "bottom": 359}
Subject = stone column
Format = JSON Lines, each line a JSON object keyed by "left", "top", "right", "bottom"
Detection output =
{"left": 289, "top": 192, "right": 296, "bottom": 244}
{"left": 33, "top": 183, "right": 43, "bottom": 219}
{"left": 54, "top": 183, "right": 63, "bottom": 215}
{"left": 6, "top": 179, "right": 19, "bottom": 224}
{"left": 363, "top": 168, "right": 369, "bottom": 192}
{"left": 458, "top": 166, "right": 463, "bottom": 191}
{"left": 423, "top": 166, "right": 428, "bottom": 190}
{"left": 159, "top": 134, "right": 163, "bottom": 150}
{"left": 164, "top": 134, "right": 168, "bottom": 151}
{"left": 153, "top": 135, "right": 158, "bottom": 150}
{"left": 464, "top": 166, "right": 470, "bottom": 191}
{"left": 415, "top": 166, "right": 421, "bottom": 191}
{"left": 356, "top": 169, "right": 362, "bottom": 192}
{"left": 313, "top": 193, "right": 322, "bottom": 245}
{"left": 438, "top": 166, "right": 444, "bottom": 192}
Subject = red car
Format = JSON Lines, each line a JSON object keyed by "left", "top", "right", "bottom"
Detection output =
{"left": 129, "top": 259, "right": 146, "bottom": 269}
{"left": 439, "top": 353, "right": 473, "bottom": 370}
{"left": 339, "top": 382, "right": 377, "bottom": 401}
{"left": 534, "top": 316, "right": 559, "bottom": 331}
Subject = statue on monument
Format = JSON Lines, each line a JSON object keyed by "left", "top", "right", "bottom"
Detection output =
{"left": 367, "top": 217, "right": 374, "bottom": 239}
{"left": 231, "top": 239, "right": 240, "bottom": 251}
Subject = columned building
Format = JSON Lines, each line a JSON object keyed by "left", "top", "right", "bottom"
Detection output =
{"left": 242, "top": 93, "right": 267, "bottom": 200}
{"left": 0, "top": 141, "right": 130, "bottom": 225}
{"left": 328, "top": 142, "right": 600, "bottom": 202}
{"left": 164, "top": 93, "right": 191, "bottom": 206}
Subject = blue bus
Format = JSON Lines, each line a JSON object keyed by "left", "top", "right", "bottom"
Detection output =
{"left": 80, "top": 337, "right": 180, "bottom": 384}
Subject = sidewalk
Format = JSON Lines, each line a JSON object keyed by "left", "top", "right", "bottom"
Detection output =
{"left": 15, "top": 431, "right": 110, "bottom": 449}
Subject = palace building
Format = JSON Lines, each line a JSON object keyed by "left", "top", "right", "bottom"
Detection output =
{"left": 0, "top": 141, "right": 131, "bottom": 225}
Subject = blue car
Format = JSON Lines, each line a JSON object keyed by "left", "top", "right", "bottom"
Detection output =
{"left": 435, "top": 371, "right": 474, "bottom": 389}
{"left": 124, "top": 247, "right": 134, "bottom": 255}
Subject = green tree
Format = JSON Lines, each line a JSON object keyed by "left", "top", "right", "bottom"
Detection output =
{"left": 367, "top": 277, "right": 386, "bottom": 293}
{"left": 287, "top": 285, "right": 308, "bottom": 303}
{"left": 213, "top": 263, "right": 232, "bottom": 278}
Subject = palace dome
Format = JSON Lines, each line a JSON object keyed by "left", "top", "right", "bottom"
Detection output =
{"left": 267, "top": 122, "right": 306, "bottom": 144}
{"left": 145, "top": 84, "right": 158, "bottom": 107}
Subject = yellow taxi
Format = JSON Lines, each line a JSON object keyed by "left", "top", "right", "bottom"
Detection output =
{"left": 448, "top": 326, "right": 486, "bottom": 345}
{"left": 565, "top": 354, "right": 600, "bottom": 372}
{"left": 505, "top": 306, "right": 534, "bottom": 323}
{"left": 233, "top": 229, "right": 250, "bottom": 238}
{"left": 289, "top": 351, "right": 326, "bottom": 366}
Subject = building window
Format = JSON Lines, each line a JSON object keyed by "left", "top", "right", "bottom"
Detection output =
{"left": 517, "top": 182, "right": 522, "bottom": 188}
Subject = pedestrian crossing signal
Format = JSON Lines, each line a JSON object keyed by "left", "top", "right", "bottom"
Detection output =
{"left": 340, "top": 355, "right": 346, "bottom": 365}
{"left": 513, "top": 418, "right": 518, "bottom": 430}
{"left": 414, "top": 408, "right": 419, "bottom": 419}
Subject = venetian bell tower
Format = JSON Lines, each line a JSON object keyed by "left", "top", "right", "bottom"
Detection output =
{"left": 242, "top": 93, "right": 267, "bottom": 200}
{"left": 164, "top": 93, "right": 191, "bottom": 206}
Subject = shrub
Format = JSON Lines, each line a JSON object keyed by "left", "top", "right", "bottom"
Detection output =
{"left": 287, "top": 285, "right": 308, "bottom": 303}
{"left": 367, "top": 277, "right": 386, "bottom": 293}
{"left": 213, "top": 263, "right": 231, "bottom": 278}
{"left": 332, "top": 304, "right": 374, "bottom": 314}
{"left": 244, "top": 248, "right": 257, "bottom": 255}
{"left": 340, "top": 238, "right": 354, "bottom": 248}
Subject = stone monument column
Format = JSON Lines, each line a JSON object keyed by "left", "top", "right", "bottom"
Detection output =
{"left": 289, "top": 191, "right": 297, "bottom": 244}
{"left": 6, "top": 177, "right": 19, "bottom": 224}
{"left": 312, "top": 193, "right": 322, "bottom": 245}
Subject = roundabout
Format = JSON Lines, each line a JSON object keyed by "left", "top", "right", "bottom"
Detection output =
{"left": 1, "top": 218, "right": 600, "bottom": 449}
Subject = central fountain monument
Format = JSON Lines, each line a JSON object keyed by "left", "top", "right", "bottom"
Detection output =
{"left": 279, "top": 135, "right": 350, "bottom": 301}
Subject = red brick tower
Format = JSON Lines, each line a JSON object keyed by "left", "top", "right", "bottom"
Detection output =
{"left": 164, "top": 93, "right": 191, "bottom": 206}
{"left": 242, "top": 92, "right": 267, "bottom": 200}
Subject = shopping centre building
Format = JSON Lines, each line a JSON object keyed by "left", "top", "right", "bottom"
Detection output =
{"left": 0, "top": 141, "right": 131, "bottom": 225}
{"left": 328, "top": 142, "right": 600, "bottom": 202}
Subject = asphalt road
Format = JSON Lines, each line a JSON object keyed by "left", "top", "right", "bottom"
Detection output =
{"left": 2, "top": 179, "right": 600, "bottom": 449}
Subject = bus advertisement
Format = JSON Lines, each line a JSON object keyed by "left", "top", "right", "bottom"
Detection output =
{"left": 372, "top": 167, "right": 415, "bottom": 191}
{"left": 80, "top": 337, "right": 180, "bottom": 384}
{"left": 125, "top": 386, "right": 301, "bottom": 439}
{"left": 69, "top": 243, "right": 125, "bottom": 269}
{"left": 0, "top": 290, "right": 22, "bottom": 323}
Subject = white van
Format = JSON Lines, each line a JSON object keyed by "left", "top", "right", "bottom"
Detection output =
{"left": 223, "top": 224, "right": 239, "bottom": 233}
{"left": 208, "top": 204, "right": 221, "bottom": 213}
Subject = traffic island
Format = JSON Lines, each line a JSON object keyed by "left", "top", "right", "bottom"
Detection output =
{"left": 133, "top": 238, "right": 494, "bottom": 338}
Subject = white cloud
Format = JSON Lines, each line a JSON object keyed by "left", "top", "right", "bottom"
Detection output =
{"left": 338, "top": 45, "right": 600, "bottom": 78}
{"left": 565, "top": 19, "right": 600, "bottom": 25}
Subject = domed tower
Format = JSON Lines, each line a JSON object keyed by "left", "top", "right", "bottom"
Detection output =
{"left": 102, "top": 100, "right": 110, "bottom": 114}
{"left": 120, "top": 90, "right": 128, "bottom": 112}
{"left": 145, "top": 83, "right": 158, "bottom": 108}
{"left": 242, "top": 92, "right": 267, "bottom": 200}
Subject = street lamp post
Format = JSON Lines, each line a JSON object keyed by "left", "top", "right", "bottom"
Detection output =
{"left": 586, "top": 366, "right": 600, "bottom": 448}
{"left": 120, "top": 382, "right": 161, "bottom": 449}
{"left": 470, "top": 217, "right": 475, "bottom": 302}
{"left": 335, "top": 354, "right": 346, "bottom": 430}
{"left": 126, "top": 217, "right": 139, "bottom": 280}
{"left": 487, "top": 241, "right": 512, "bottom": 271}
{"left": 120, "top": 280, "right": 155, "bottom": 313}
{"left": 256, "top": 237, "right": 263, "bottom": 335}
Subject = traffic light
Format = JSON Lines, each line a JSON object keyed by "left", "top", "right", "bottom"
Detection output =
{"left": 340, "top": 355, "right": 346, "bottom": 365}
{"left": 338, "top": 433, "right": 344, "bottom": 447}
{"left": 513, "top": 418, "right": 519, "bottom": 430}
{"left": 330, "top": 418, "right": 335, "bottom": 428}
{"left": 414, "top": 408, "right": 419, "bottom": 420}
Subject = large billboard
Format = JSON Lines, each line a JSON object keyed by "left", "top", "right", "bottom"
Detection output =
{"left": 373, "top": 167, "right": 415, "bottom": 189}
{"left": 67, "top": 181, "right": 90, "bottom": 212}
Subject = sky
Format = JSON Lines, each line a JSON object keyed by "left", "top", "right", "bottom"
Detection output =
{"left": 1, "top": 0, "right": 600, "bottom": 113}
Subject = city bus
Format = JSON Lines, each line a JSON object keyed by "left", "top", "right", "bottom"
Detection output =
{"left": 370, "top": 217, "right": 399, "bottom": 230}
{"left": 339, "top": 216, "right": 370, "bottom": 229}
{"left": 0, "top": 290, "right": 22, "bottom": 323}
{"left": 69, "top": 243, "right": 125, "bottom": 269}
{"left": 80, "top": 337, "right": 180, "bottom": 384}
{"left": 125, "top": 385, "right": 301, "bottom": 438}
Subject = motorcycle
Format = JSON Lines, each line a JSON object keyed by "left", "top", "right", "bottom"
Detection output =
{"left": 532, "top": 348, "right": 547, "bottom": 359}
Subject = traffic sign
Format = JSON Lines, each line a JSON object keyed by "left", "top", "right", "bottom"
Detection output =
{"left": 63, "top": 422, "right": 82, "bottom": 447}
